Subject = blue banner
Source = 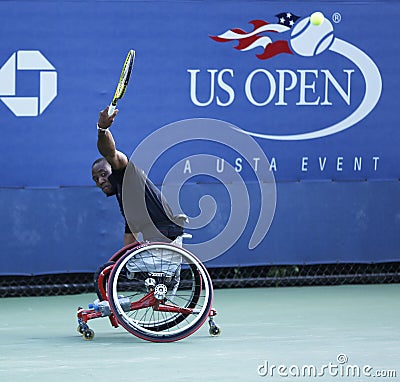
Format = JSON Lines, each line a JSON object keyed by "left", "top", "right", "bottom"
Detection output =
{"left": 0, "top": 1, "right": 398, "bottom": 185}
{"left": 0, "top": 0, "right": 399, "bottom": 274}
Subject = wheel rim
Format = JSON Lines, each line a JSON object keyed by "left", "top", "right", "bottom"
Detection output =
{"left": 108, "top": 243, "right": 213, "bottom": 341}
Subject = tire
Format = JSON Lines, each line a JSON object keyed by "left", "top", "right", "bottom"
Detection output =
{"left": 107, "top": 242, "right": 213, "bottom": 342}
{"left": 94, "top": 261, "right": 115, "bottom": 300}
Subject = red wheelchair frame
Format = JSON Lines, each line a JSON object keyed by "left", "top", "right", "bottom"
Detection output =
{"left": 77, "top": 241, "right": 220, "bottom": 342}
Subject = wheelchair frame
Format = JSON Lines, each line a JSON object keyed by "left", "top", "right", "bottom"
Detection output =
{"left": 76, "top": 240, "right": 220, "bottom": 342}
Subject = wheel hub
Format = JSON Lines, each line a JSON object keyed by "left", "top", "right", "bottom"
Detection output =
{"left": 154, "top": 284, "right": 167, "bottom": 300}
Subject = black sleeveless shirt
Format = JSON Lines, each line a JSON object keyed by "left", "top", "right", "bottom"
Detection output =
{"left": 108, "top": 163, "right": 183, "bottom": 241}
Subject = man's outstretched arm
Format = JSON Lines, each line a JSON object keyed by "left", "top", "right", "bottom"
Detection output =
{"left": 97, "top": 106, "right": 128, "bottom": 170}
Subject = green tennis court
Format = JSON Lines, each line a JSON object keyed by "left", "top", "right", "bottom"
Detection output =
{"left": 1, "top": 284, "right": 398, "bottom": 381}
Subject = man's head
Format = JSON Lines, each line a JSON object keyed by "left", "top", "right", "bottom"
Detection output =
{"left": 92, "top": 158, "right": 114, "bottom": 196}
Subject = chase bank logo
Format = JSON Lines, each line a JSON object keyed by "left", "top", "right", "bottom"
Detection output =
{"left": 189, "top": 11, "right": 382, "bottom": 140}
{"left": 0, "top": 50, "right": 57, "bottom": 117}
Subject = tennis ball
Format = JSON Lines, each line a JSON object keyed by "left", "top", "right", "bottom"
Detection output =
{"left": 310, "top": 12, "right": 324, "bottom": 26}
{"left": 290, "top": 15, "right": 334, "bottom": 57}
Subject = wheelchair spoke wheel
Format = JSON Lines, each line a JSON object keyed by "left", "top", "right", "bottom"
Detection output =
{"left": 107, "top": 242, "right": 213, "bottom": 342}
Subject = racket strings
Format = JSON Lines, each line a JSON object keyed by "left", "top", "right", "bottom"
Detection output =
{"left": 112, "top": 50, "right": 135, "bottom": 102}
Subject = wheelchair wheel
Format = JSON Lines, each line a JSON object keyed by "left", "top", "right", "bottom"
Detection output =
{"left": 107, "top": 242, "right": 213, "bottom": 342}
{"left": 93, "top": 261, "right": 115, "bottom": 300}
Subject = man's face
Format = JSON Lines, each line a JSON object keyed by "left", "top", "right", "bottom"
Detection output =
{"left": 92, "top": 161, "right": 114, "bottom": 195}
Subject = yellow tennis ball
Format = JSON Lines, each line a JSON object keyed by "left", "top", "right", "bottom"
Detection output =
{"left": 310, "top": 12, "right": 324, "bottom": 26}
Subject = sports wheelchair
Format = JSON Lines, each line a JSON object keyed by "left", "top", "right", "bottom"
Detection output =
{"left": 77, "top": 235, "right": 220, "bottom": 342}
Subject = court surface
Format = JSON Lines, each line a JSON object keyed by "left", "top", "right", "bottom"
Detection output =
{"left": 0, "top": 284, "right": 399, "bottom": 382}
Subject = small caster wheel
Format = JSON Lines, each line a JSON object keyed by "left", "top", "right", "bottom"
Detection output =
{"left": 209, "top": 324, "right": 221, "bottom": 336}
{"left": 83, "top": 329, "right": 95, "bottom": 341}
{"left": 77, "top": 319, "right": 89, "bottom": 336}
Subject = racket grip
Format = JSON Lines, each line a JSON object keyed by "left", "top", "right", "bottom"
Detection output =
{"left": 108, "top": 104, "right": 116, "bottom": 116}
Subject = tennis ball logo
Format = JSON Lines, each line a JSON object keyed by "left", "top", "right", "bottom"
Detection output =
{"left": 290, "top": 12, "right": 334, "bottom": 57}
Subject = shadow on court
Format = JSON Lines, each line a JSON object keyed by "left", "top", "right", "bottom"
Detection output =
{"left": 0, "top": 284, "right": 399, "bottom": 381}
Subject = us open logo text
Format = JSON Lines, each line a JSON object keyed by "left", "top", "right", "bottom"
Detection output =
{"left": 188, "top": 12, "right": 382, "bottom": 140}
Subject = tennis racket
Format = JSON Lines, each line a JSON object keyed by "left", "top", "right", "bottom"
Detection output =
{"left": 108, "top": 50, "right": 135, "bottom": 116}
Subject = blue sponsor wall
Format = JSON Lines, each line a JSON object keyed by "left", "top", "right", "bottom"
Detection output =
{"left": 0, "top": 0, "right": 399, "bottom": 275}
